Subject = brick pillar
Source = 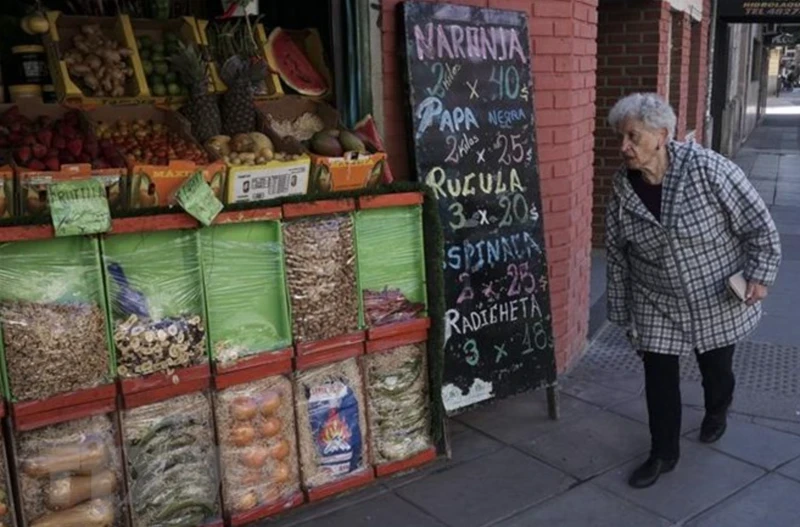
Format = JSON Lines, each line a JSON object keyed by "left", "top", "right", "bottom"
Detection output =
{"left": 592, "top": 0, "right": 671, "bottom": 247}
{"left": 670, "top": 11, "right": 692, "bottom": 139}
{"left": 379, "top": 0, "right": 598, "bottom": 372}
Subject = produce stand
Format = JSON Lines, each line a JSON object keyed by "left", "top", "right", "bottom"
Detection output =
{"left": 0, "top": 5, "right": 450, "bottom": 525}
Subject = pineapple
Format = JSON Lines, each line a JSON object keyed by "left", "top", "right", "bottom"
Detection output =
{"left": 219, "top": 55, "right": 266, "bottom": 136}
{"left": 170, "top": 41, "right": 222, "bottom": 144}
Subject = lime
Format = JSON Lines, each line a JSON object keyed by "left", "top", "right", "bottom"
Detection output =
{"left": 149, "top": 75, "right": 165, "bottom": 87}
{"left": 165, "top": 42, "right": 179, "bottom": 56}
{"left": 164, "top": 71, "right": 178, "bottom": 84}
{"left": 154, "top": 61, "right": 169, "bottom": 76}
{"left": 164, "top": 32, "right": 179, "bottom": 43}
{"left": 141, "top": 60, "right": 154, "bottom": 76}
{"left": 152, "top": 42, "right": 165, "bottom": 55}
{"left": 151, "top": 51, "right": 165, "bottom": 63}
{"left": 139, "top": 35, "right": 152, "bottom": 48}
{"left": 139, "top": 48, "right": 151, "bottom": 60}
{"left": 167, "top": 83, "right": 181, "bottom": 96}
{"left": 152, "top": 83, "right": 167, "bottom": 97}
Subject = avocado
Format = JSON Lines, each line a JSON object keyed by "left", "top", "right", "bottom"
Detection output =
{"left": 339, "top": 130, "right": 367, "bottom": 154}
{"left": 310, "top": 132, "right": 344, "bottom": 157}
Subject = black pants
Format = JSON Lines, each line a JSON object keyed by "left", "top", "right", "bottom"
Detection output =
{"left": 643, "top": 345, "right": 735, "bottom": 460}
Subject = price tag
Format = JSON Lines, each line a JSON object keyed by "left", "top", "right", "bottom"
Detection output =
{"left": 176, "top": 172, "right": 223, "bottom": 226}
{"left": 49, "top": 179, "right": 111, "bottom": 237}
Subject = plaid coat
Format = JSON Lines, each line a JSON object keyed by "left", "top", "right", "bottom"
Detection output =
{"left": 605, "top": 141, "right": 782, "bottom": 355}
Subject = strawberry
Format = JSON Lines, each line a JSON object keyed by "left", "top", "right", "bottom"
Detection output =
{"left": 36, "top": 116, "right": 53, "bottom": 129}
{"left": 84, "top": 139, "right": 99, "bottom": 157}
{"left": 32, "top": 144, "right": 47, "bottom": 159}
{"left": 0, "top": 137, "right": 7, "bottom": 148}
{"left": 27, "top": 159, "right": 46, "bottom": 171}
{"left": 7, "top": 133, "right": 22, "bottom": 146}
{"left": 36, "top": 129, "right": 53, "bottom": 148}
{"left": 0, "top": 106, "right": 20, "bottom": 125}
{"left": 60, "top": 153, "right": 76, "bottom": 164}
{"left": 44, "top": 157, "right": 60, "bottom": 172}
{"left": 22, "top": 135, "right": 36, "bottom": 146}
{"left": 53, "top": 135, "right": 66, "bottom": 150}
{"left": 47, "top": 148, "right": 59, "bottom": 159}
{"left": 78, "top": 152, "right": 92, "bottom": 163}
{"left": 67, "top": 138, "right": 83, "bottom": 157}
{"left": 93, "top": 159, "right": 109, "bottom": 169}
{"left": 15, "top": 146, "right": 31, "bottom": 165}
{"left": 9, "top": 122, "right": 21, "bottom": 133}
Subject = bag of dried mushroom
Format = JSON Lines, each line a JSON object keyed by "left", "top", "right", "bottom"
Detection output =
{"left": 295, "top": 358, "right": 370, "bottom": 489}
{"left": 355, "top": 206, "right": 427, "bottom": 328}
{"left": 201, "top": 223, "right": 292, "bottom": 367}
{"left": 364, "top": 343, "right": 433, "bottom": 464}
{"left": 102, "top": 230, "right": 208, "bottom": 379}
{"left": 16, "top": 413, "right": 125, "bottom": 527}
{"left": 283, "top": 213, "right": 360, "bottom": 344}
{"left": 0, "top": 436, "right": 16, "bottom": 527}
{"left": 0, "top": 237, "right": 111, "bottom": 402}
{"left": 215, "top": 375, "right": 301, "bottom": 515}
{"left": 123, "top": 392, "right": 221, "bottom": 527}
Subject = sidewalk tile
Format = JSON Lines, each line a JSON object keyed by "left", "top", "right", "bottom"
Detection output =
{"left": 267, "top": 486, "right": 389, "bottom": 527}
{"left": 685, "top": 474, "right": 800, "bottom": 527}
{"left": 753, "top": 417, "right": 800, "bottom": 437}
{"left": 493, "top": 484, "right": 670, "bottom": 527}
{"left": 609, "top": 397, "right": 705, "bottom": 435}
{"left": 396, "top": 448, "right": 574, "bottom": 527}
{"left": 457, "top": 392, "right": 598, "bottom": 445}
{"left": 520, "top": 411, "right": 650, "bottom": 480}
{"left": 697, "top": 419, "right": 800, "bottom": 470}
{"left": 283, "top": 493, "right": 447, "bottom": 527}
{"left": 558, "top": 378, "right": 638, "bottom": 409}
{"left": 778, "top": 456, "right": 800, "bottom": 482}
{"left": 594, "top": 440, "right": 764, "bottom": 522}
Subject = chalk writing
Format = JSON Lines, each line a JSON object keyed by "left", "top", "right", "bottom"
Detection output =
{"left": 445, "top": 231, "right": 542, "bottom": 272}
{"left": 413, "top": 23, "right": 526, "bottom": 63}
{"left": 489, "top": 65, "right": 521, "bottom": 100}
{"left": 426, "top": 166, "right": 524, "bottom": 199}
{"left": 488, "top": 108, "right": 527, "bottom": 129}
{"left": 416, "top": 97, "right": 480, "bottom": 137}
{"left": 445, "top": 294, "right": 543, "bottom": 335}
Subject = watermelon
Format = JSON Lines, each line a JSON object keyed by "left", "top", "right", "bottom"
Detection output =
{"left": 266, "top": 28, "right": 328, "bottom": 97}
{"left": 354, "top": 115, "right": 394, "bottom": 184}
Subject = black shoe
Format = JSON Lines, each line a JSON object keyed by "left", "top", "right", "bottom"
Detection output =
{"left": 700, "top": 415, "right": 727, "bottom": 443}
{"left": 628, "top": 457, "right": 678, "bottom": 489}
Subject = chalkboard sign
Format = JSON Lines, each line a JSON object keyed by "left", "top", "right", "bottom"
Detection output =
{"left": 400, "top": 2, "right": 557, "bottom": 414}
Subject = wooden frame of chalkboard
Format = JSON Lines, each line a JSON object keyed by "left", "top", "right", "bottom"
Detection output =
{"left": 397, "top": 1, "right": 559, "bottom": 418}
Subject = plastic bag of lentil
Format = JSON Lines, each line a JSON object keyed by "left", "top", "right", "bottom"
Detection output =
{"left": 0, "top": 236, "right": 112, "bottom": 402}
{"left": 215, "top": 375, "right": 301, "bottom": 515}
{"left": 0, "top": 435, "right": 17, "bottom": 526}
{"left": 122, "top": 392, "right": 221, "bottom": 527}
{"left": 294, "top": 358, "right": 370, "bottom": 489}
{"left": 103, "top": 230, "right": 208, "bottom": 379}
{"left": 15, "top": 413, "right": 126, "bottom": 527}
{"left": 363, "top": 342, "right": 433, "bottom": 464}
{"left": 283, "top": 214, "right": 360, "bottom": 343}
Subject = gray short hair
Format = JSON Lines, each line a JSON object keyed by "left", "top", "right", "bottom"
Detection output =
{"left": 608, "top": 93, "right": 676, "bottom": 140}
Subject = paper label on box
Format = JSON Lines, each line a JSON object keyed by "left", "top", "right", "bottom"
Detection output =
{"left": 49, "top": 179, "right": 111, "bottom": 237}
{"left": 230, "top": 162, "right": 309, "bottom": 202}
{"left": 176, "top": 172, "right": 223, "bottom": 226}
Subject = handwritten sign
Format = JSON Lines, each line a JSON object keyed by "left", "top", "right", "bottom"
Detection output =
{"left": 176, "top": 172, "right": 223, "bottom": 226}
{"left": 49, "top": 179, "right": 111, "bottom": 237}
{"left": 401, "top": 2, "right": 556, "bottom": 414}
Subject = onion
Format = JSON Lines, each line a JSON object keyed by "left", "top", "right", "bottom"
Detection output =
{"left": 269, "top": 439, "right": 290, "bottom": 461}
{"left": 273, "top": 462, "right": 291, "bottom": 484}
{"left": 229, "top": 425, "right": 255, "bottom": 447}
{"left": 260, "top": 417, "right": 282, "bottom": 438}
{"left": 235, "top": 491, "right": 258, "bottom": 512}
{"left": 241, "top": 446, "right": 270, "bottom": 469}
{"left": 259, "top": 391, "right": 281, "bottom": 416}
{"left": 231, "top": 396, "right": 258, "bottom": 421}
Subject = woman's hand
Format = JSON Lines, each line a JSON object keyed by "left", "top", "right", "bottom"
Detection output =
{"left": 745, "top": 282, "right": 769, "bottom": 306}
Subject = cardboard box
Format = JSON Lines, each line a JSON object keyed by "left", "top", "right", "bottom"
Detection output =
{"left": 0, "top": 162, "right": 13, "bottom": 218}
{"left": 258, "top": 96, "right": 386, "bottom": 193}
{"left": 84, "top": 105, "right": 226, "bottom": 208}
{"left": 0, "top": 102, "right": 126, "bottom": 216}
{"left": 196, "top": 18, "right": 282, "bottom": 99}
{"left": 43, "top": 12, "right": 150, "bottom": 106}
{"left": 128, "top": 16, "right": 209, "bottom": 107}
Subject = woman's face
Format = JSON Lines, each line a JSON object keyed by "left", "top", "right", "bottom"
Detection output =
{"left": 618, "top": 119, "right": 668, "bottom": 170}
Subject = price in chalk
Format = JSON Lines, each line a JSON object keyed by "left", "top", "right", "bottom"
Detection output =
{"left": 489, "top": 65, "right": 521, "bottom": 101}
{"left": 49, "top": 179, "right": 111, "bottom": 237}
{"left": 176, "top": 172, "right": 223, "bottom": 226}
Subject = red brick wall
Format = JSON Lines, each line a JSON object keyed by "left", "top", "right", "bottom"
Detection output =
{"left": 379, "top": 0, "right": 598, "bottom": 372}
{"left": 670, "top": 12, "right": 692, "bottom": 138}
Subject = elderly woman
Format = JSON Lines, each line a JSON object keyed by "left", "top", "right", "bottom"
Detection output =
{"left": 605, "top": 93, "right": 781, "bottom": 489}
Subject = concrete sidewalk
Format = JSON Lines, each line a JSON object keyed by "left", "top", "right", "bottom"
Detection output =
{"left": 261, "top": 101, "right": 800, "bottom": 527}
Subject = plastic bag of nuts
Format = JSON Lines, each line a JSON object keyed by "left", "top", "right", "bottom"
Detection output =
{"left": 0, "top": 436, "right": 16, "bottom": 526}
{"left": 364, "top": 343, "right": 433, "bottom": 464}
{"left": 0, "top": 237, "right": 112, "bottom": 402}
{"left": 283, "top": 214, "right": 360, "bottom": 343}
{"left": 215, "top": 375, "right": 301, "bottom": 515}
{"left": 16, "top": 414, "right": 126, "bottom": 527}
{"left": 103, "top": 231, "right": 208, "bottom": 379}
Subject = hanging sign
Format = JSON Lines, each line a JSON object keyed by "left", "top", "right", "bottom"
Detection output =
{"left": 49, "top": 179, "right": 112, "bottom": 237}
{"left": 400, "top": 1, "right": 557, "bottom": 414}
{"left": 719, "top": 1, "right": 800, "bottom": 19}
{"left": 176, "top": 172, "right": 223, "bottom": 226}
